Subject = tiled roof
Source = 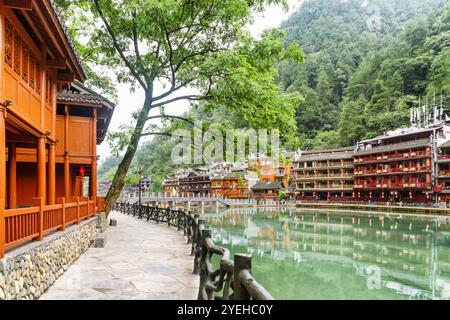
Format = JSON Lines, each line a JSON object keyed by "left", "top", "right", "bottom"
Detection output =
{"left": 439, "top": 140, "right": 450, "bottom": 149}
{"left": 57, "top": 81, "right": 115, "bottom": 107}
{"left": 359, "top": 124, "right": 441, "bottom": 144}
{"left": 57, "top": 90, "right": 106, "bottom": 105}
{"left": 296, "top": 152, "right": 354, "bottom": 162}
{"left": 251, "top": 181, "right": 283, "bottom": 191}
{"left": 48, "top": 0, "right": 85, "bottom": 77}
{"left": 355, "top": 139, "right": 431, "bottom": 155}
{"left": 57, "top": 82, "right": 115, "bottom": 144}
{"left": 301, "top": 146, "right": 354, "bottom": 155}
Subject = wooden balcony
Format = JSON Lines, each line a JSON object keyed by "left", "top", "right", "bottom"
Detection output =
{"left": 354, "top": 183, "right": 430, "bottom": 190}
{"left": 55, "top": 115, "right": 96, "bottom": 164}
{"left": 1, "top": 197, "right": 98, "bottom": 258}
{"left": 353, "top": 167, "right": 431, "bottom": 176}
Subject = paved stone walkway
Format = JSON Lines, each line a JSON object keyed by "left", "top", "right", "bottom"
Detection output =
{"left": 40, "top": 211, "right": 198, "bottom": 300}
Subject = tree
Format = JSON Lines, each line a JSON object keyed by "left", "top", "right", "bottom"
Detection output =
{"left": 59, "top": 0, "right": 303, "bottom": 215}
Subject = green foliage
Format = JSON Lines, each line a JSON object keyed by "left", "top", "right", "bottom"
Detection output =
{"left": 339, "top": 5, "right": 450, "bottom": 142}
{"left": 278, "top": 191, "right": 287, "bottom": 201}
{"left": 313, "top": 131, "right": 341, "bottom": 149}
{"left": 279, "top": 0, "right": 447, "bottom": 148}
{"left": 56, "top": 0, "right": 304, "bottom": 201}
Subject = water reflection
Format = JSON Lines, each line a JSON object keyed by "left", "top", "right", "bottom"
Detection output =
{"left": 204, "top": 208, "right": 450, "bottom": 300}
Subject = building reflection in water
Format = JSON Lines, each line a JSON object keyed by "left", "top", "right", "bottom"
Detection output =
{"left": 205, "top": 207, "right": 450, "bottom": 300}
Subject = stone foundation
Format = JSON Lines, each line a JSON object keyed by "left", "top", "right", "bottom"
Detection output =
{"left": 0, "top": 214, "right": 107, "bottom": 300}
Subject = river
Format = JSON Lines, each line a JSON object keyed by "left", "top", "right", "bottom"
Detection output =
{"left": 204, "top": 207, "right": 450, "bottom": 300}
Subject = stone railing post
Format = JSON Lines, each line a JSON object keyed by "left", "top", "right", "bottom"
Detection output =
{"left": 197, "top": 228, "right": 212, "bottom": 300}
{"left": 193, "top": 218, "right": 205, "bottom": 275}
{"left": 233, "top": 253, "right": 252, "bottom": 300}
{"left": 0, "top": 199, "right": 5, "bottom": 259}
{"left": 57, "top": 197, "right": 66, "bottom": 231}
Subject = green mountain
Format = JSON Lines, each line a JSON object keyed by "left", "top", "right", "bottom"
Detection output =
{"left": 99, "top": 0, "right": 450, "bottom": 190}
{"left": 278, "top": 0, "right": 447, "bottom": 148}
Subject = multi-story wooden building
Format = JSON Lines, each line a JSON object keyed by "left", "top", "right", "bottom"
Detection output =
{"left": 353, "top": 125, "right": 438, "bottom": 203}
{"left": 178, "top": 171, "right": 211, "bottom": 196}
{"left": 0, "top": 1, "right": 114, "bottom": 258}
{"left": 292, "top": 147, "right": 354, "bottom": 201}
{"left": 211, "top": 171, "right": 254, "bottom": 199}
{"left": 248, "top": 152, "right": 294, "bottom": 199}
{"left": 163, "top": 176, "right": 179, "bottom": 196}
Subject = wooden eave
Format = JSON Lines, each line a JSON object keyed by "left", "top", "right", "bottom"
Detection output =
{"left": 29, "top": 1, "right": 85, "bottom": 81}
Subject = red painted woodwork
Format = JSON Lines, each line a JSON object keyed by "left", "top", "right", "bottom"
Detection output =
{"left": 0, "top": 2, "right": 112, "bottom": 258}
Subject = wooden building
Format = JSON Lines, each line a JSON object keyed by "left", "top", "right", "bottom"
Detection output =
{"left": 178, "top": 171, "right": 211, "bottom": 196}
{"left": 251, "top": 181, "right": 284, "bottom": 199}
{"left": 211, "top": 171, "right": 250, "bottom": 199}
{"left": 292, "top": 147, "right": 354, "bottom": 201}
{"left": 353, "top": 125, "right": 437, "bottom": 203}
{"left": 0, "top": 1, "right": 114, "bottom": 258}
{"left": 163, "top": 176, "right": 179, "bottom": 197}
{"left": 435, "top": 140, "right": 450, "bottom": 202}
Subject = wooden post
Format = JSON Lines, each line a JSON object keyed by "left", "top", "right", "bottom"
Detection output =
{"left": 0, "top": 106, "right": 6, "bottom": 202}
{"left": 76, "top": 196, "right": 80, "bottom": 224}
{"left": 35, "top": 197, "right": 45, "bottom": 241}
{"left": 233, "top": 254, "right": 252, "bottom": 300}
{"left": 8, "top": 143, "right": 17, "bottom": 209}
{"left": 0, "top": 199, "right": 5, "bottom": 259}
{"left": 48, "top": 143, "right": 56, "bottom": 205}
{"left": 91, "top": 109, "right": 97, "bottom": 213}
{"left": 58, "top": 197, "right": 65, "bottom": 231}
{"left": 64, "top": 106, "right": 70, "bottom": 200}
{"left": 64, "top": 155, "right": 70, "bottom": 200}
{"left": 37, "top": 137, "right": 46, "bottom": 204}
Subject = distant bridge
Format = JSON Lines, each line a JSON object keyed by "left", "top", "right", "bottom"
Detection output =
{"left": 118, "top": 192, "right": 286, "bottom": 210}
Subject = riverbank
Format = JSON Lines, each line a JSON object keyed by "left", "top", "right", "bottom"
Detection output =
{"left": 294, "top": 202, "right": 450, "bottom": 216}
{"left": 40, "top": 212, "right": 198, "bottom": 300}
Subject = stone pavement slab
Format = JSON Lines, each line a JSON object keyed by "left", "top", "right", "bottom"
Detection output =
{"left": 40, "top": 211, "right": 198, "bottom": 300}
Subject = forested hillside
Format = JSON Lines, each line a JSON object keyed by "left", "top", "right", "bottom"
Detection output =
{"left": 98, "top": 0, "right": 450, "bottom": 190}
{"left": 278, "top": 0, "right": 447, "bottom": 148}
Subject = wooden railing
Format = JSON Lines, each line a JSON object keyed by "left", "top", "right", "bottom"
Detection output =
{"left": 0, "top": 197, "right": 98, "bottom": 258}
{"left": 114, "top": 202, "right": 274, "bottom": 300}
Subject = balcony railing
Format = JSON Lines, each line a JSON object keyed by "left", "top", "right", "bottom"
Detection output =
{"left": 355, "top": 151, "right": 431, "bottom": 164}
{"left": 1, "top": 197, "right": 98, "bottom": 258}
{"left": 438, "top": 155, "right": 450, "bottom": 161}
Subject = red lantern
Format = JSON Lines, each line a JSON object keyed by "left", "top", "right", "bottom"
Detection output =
{"left": 79, "top": 165, "right": 85, "bottom": 177}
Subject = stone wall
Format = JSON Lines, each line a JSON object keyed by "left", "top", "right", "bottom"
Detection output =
{"left": 0, "top": 213, "right": 107, "bottom": 300}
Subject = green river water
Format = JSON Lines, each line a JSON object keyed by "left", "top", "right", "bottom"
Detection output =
{"left": 203, "top": 207, "right": 450, "bottom": 300}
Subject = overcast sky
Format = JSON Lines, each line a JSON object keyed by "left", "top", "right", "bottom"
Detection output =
{"left": 97, "top": 0, "right": 302, "bottom": 162}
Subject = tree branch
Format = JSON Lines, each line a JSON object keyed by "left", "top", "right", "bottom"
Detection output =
{"left": 150, "top": 94, "right": 207, "bottom": 109}
{"left": 93, "top": 0, "right": 148, "bottom": 90}
{"left": 132, "top": 9, "right": 142, "bottom": 64}
{"left": 151, "top": 76, "right": 213, "bottom": 108}
{"left": 140, "top": 131, "right": 173, "bottom": 137}
{"left": 147, "top": 115, "right": 195, "bottom": 126}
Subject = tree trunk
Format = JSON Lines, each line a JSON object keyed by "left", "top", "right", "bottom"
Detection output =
{"left": 104, "top": 88, "right": 153, "bottom": 216}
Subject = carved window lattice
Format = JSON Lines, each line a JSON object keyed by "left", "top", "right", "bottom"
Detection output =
{"left": 13, "top": 30, "right": 21, "bottom": 75}
{"left": 4, "top": 19, "right": 13, "bottom": 67}
{"left": 48, "top": 78, "right": 53, "bottom": 105}
{"left": 29, "top": 53, "right": 35, "bottom": 89}
{"left": 45, "top": 75, "right": 50, "bottom": 103}
{"left": 22, "top": 44, "right": 28, "bottom": 82}
{"left": 36, "top": 63, "right": 41, "bottom": 94}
